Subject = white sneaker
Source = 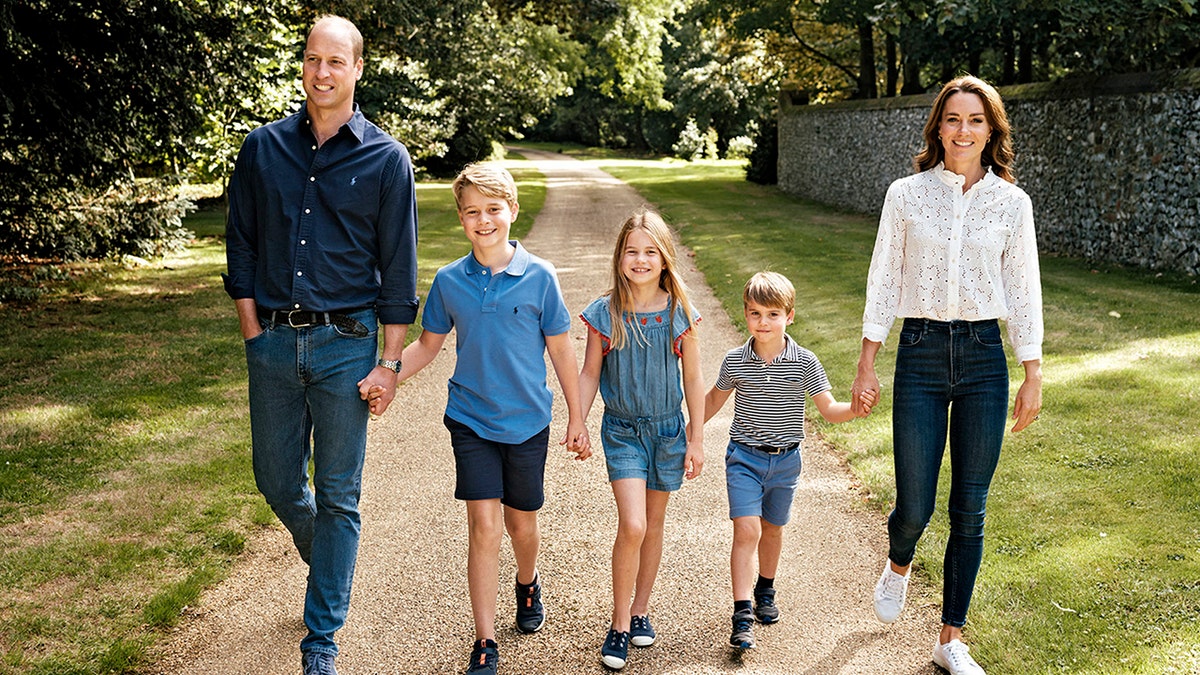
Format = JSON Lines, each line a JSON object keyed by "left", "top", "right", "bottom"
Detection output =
{"left": 933, "top": 639, "right": 986, "bottom": 675}
{"left": 872, "top": 560, "right": 909, "bottom": 623}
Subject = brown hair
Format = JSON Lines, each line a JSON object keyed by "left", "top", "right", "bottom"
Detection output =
{"left": 606, "top": 210, "right": 696, "bottom": 351}
{"left": 743, "top": 271, "right": 795, "bottom": 313}
{"left": 915, "top": 75, "right": 1016, "bottom": 183}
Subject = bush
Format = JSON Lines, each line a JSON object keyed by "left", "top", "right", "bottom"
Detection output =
{"left": 0, "top": 178, "right": 193, "bottom": 261}
{"left": 726, "top": 135, "right": 755, "bottom": 160}
{"left": 673, "top": 118, "right": 720, "bottom": 161}
{"left": 745, "top": 117, "right": 778, "bottom": 185}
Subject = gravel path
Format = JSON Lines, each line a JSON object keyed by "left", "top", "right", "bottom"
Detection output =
{"left": 150, "top": 148, "right": 940, "bottom": 674}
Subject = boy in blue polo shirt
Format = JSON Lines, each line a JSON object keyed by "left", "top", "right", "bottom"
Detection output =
{"left": 704, "top": 272, "right": 874, "bottom": 651}
{"left": 369, "top": 162, "right": 591, "bottom": 675}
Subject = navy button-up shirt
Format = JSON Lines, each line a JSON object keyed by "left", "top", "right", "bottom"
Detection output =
{"left": 223, "top": 106, "right": 419, "bottom": 325}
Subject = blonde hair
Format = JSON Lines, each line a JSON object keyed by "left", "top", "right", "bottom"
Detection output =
{"left": 915, "top": 75, "right": 1016, "bottom": 183}
{"left": 743, "top": 271, "right": 795, "bottom": 313}
{"left": 451, "top": 162, "right": 518, "bottom": 210}
{"left": 606, "top": 210, "right": 696, "bottom": 351}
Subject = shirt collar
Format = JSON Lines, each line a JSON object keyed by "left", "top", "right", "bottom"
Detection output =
{"left": 737, "top": 333, "right": 801, "bottom": 364}
{"left": 934, "top": 161, "right": 995, "bottom": 190}
{"left": 297, "top": 104, "right": 366, "bottom": 144}
{"left": 465, "top": 241, "right": 530, "bottom": 277}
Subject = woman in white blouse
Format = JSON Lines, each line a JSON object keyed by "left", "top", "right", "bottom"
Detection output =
{"left": 851, "top": 76, "right": 1043, "bottom": 675}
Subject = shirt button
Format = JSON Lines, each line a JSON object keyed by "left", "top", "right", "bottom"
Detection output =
{"left": 297, "top": 271, "right": 303, "bottom": 277}
{"left": 311, "top": 145, "right": 317, "bottom": 151}
{"left": 300, "top": 240, "right": 306, "bottom": 245}
{"left": 309, "top": 176, "right": 315, "bottom": 182}
{"left": 305, "top": 209, "right": 311, "bottom": 214}
{"left": 294, "top": 303, "right": 301, "bottom": 309}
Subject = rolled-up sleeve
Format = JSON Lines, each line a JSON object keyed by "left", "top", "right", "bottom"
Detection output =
{"left": 222, "top": 139, "right": 258, "bottom": 301}
{"left": 375, "top": 146, "right": 419, "bottom": 325}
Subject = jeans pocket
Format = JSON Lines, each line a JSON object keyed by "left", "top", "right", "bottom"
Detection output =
{"left": 244, "top": 320, "right": 271, "bottom": 346}
{"left": 332, "top": 321, "right": 375, "bottom": 339}
{"left": 898, "top": 329, "right": 923, "bottom": 347}
{"left": 973, "top": 322, "right": 1003, "bottom": 348}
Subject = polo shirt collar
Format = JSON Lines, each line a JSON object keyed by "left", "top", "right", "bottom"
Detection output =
{"left": 465, "top": 241, "right": 530, "bottom": 277}
{"left": 738, "top": 333, "right": 802, "bottom": 364}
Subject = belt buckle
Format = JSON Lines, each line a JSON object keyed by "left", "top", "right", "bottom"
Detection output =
{"left": 286, "top": 310, "right": 314, "bottom": 328}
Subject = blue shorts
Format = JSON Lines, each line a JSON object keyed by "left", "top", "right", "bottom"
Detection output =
{"left": 444, "top": 415, "right": 549, "bottom": 511}
{"left": 601, "top": 411, "right": 687, "bottom": 492}
{"left": 725, "top": 440, "right": 802, "bottom": 526}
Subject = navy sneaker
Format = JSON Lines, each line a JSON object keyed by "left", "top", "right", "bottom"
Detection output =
{"left": 754, "top": 587, "right": 780, "bottom": 624}
{"left": 301, "top": 651, "right": 338, "bottom": 675}
{"left": 466, "top": 639, "right": 499, "bottom": 675}
{"left": 730, "top": 608, "right": 756, "bottom": 649}
{"left": 629, "top": 614, "right": 656, "bottom": 647}
{"left": 514, "top": 572, "right": 545, "bottom": 633}
{"left": 600, "top": 628, "right": 630, "bottom": 670}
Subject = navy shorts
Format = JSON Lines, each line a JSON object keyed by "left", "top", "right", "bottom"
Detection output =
{"left": 444, "top": 415, "right": 549, "bottom": 511}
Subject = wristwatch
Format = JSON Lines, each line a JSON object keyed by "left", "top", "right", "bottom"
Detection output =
{"left": 377, "top": 358, "right": 402, "bottom": 373}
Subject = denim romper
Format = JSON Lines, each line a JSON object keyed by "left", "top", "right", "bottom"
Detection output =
{"left": 581, "top": 296, "right": 699, "bottom": 492}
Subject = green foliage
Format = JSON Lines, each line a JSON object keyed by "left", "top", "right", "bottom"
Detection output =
{"left": 4, "top": 179, "right": 194, "bottom": 261}
{"left": 744, "top": 117, "right": 778, "bottom": 184}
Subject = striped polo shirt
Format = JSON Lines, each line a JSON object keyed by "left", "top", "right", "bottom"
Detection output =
{"left": 715, "top": 334, "right": 832, "bottom": 449}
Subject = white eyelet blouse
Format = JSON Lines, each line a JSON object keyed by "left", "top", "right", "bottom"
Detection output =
{"left": 862, "top": 163, "right": 1043, "bottom": 364}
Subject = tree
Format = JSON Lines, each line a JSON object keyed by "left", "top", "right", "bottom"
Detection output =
{"left": 0, "top": 0, "right": 246, "bottom": 258}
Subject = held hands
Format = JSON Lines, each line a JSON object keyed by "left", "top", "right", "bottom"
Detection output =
{"left": 851, "top": 368, "right": 880, "bottom": 417}
{"left": 561, "top": 420, "right": 592, "bottom": 461}
{"left": 854, "top": 388, "right": 878, "bottom": 418}
{"left": 360, "top": 369, "right": 397, "bottom": 417}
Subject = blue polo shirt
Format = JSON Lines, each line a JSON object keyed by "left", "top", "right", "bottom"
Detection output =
{"left": 223, "top": 106, "right": 419, "bottom": 325}
{"left": 422, "top": 241, "right": 572, "bottom": 443}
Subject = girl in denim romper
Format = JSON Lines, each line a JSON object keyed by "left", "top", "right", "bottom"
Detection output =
{"left": 579, "top": 210, "right": 706, "bottom": 671}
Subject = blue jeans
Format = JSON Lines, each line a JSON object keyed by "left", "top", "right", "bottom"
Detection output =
{"left": 887, "top": 318, "right": 1009, "bottom": 628}
{"left": 244, "top": 308, "right": 377, "bottom": 655}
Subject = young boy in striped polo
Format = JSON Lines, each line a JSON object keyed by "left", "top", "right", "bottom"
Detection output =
{"left": 704, "top": 271, "right": 876, "bottom": 650}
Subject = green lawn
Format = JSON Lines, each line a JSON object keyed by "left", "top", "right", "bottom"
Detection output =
{"left": 1, "top": 153, "right": 1196, "bottom": 674}
{"left": 0, "top": 165, "right": 541, "bottom": 674}
{"left": 588, "top": 156, "right": 1200, "bottom": 675}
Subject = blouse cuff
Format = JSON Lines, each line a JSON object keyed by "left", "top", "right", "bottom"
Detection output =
{"left": 1014, "top": 345, "right": 1042, "bottom": 364}
{"left": 862, "top": 323, "right": 890, "bottom": 344}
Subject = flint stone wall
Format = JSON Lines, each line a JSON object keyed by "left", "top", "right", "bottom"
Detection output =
{"left": 778, "top": 69, "right": 1200, "bottom": 275}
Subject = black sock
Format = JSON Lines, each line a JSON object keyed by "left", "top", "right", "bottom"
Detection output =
{"left": 734, "top": 600, "right": 753, "bottom": 614}
{"left": 755, "top": 575, "right": 774, "bottom": 590}
{"left": 475, "top": 638, "right": 497, "bottom": 649}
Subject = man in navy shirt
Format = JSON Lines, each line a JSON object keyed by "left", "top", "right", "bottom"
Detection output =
{"left": 223, "top": 15, "right": 418, "bottom": 675}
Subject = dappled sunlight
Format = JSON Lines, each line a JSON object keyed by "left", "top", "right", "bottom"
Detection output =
{"left": 1050, "top": 331, "right": 1200, "bottom": 385}
{"left": 2, "top": 403, "right": 87, "bottom": 440}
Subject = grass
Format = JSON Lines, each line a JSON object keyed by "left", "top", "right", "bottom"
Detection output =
{"left": 586, "top": 156, "right": 1200, "bottom": 674}
{"left": 2, "top": 150, "right": 1196, "bottom": 673}
{"left": 0, "top": 161, "right": 541, "bottom": 674}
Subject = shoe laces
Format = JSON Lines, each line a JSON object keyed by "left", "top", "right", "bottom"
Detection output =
{"left": 878, "top": 570, "right": 907, "bottom": 601}
{"left": 941, "top": 640, "right": 975, "bottom": 668}
{"left": 732, "top": 612, "right": 754, "bottom": 632}
{"left": 604, "top": 629, "right": 628, "bottom": 650}
{"left": 303, "top": 653, "right": 336, "bottom": 675}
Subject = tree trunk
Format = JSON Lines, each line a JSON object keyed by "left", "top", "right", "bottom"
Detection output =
{"left": 856, "top": 19, "right": 877, "bottom": 99}
{"left": 901, "top": 52, "right": 923, "bottom": 95}
{"left": 886, "top": 33, "right": 898, "bottom": 96}
{"left": 1001, "top": 23, "right": 1016, "bottom": 84}
{"left": 1018, "top": 34, "right": 1033, "bottom": 83}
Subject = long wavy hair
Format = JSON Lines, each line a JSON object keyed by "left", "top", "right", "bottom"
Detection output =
{"left": 915, "top": 75, "right": 1016, "bottom": 183}
{"left": 606, "top": 210, "right": 696, "bottom": 351}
